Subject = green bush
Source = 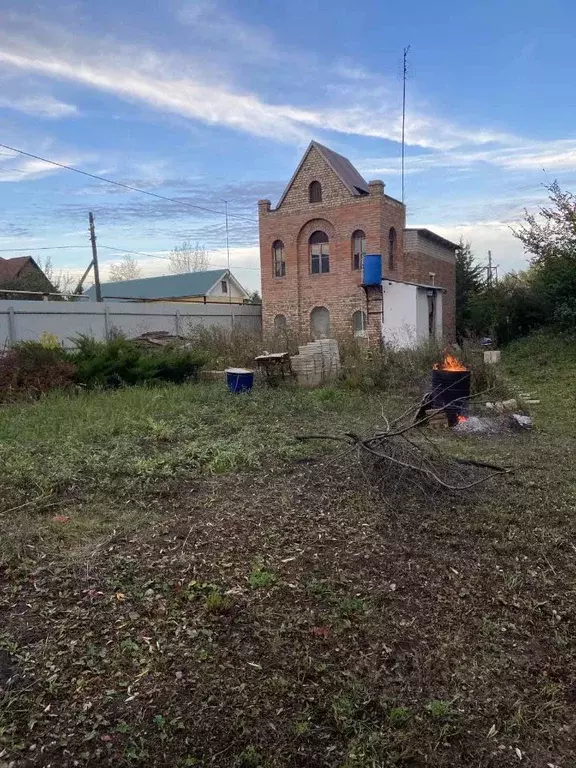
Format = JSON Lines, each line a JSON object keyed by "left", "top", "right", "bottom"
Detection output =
{"left": 68, "top": 335, "right": 207, "bottom": 388}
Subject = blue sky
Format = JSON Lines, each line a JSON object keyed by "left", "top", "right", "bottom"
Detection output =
{"left": 0, "top": 0, "right": 575, "bottom": 291}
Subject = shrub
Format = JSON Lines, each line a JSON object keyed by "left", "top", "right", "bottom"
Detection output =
{"left": 0, "top": 342, "right": 76, "bottom": 403}
{"left": 69, "top": 335, "right": 207, "bottom": 388}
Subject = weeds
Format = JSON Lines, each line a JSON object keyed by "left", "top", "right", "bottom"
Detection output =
{"left": 425, "top": 699, "right": 454, "bottom": 718}
{"left": 204, "top": 590, "right": 233, "bottom": 613}
{"left": 388, "top": 707, "right": 412, "bottom": 726}
{"left": 248, "top": 567, "right": 277, "bottom": 589}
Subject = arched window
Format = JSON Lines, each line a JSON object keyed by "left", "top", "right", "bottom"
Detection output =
{"left": 351, "top": 230, "right": 366, "bottom": 271}
{"left": 309, "top": 230, "right": 329, "bottom": 274}
{"left": 274, "top": 314, "right": 287, "bottom": 332}
{"left": 388, "top": 227, "right": 397, "bottom": 270}
{"left": 272, "top": 240, "right": 285, "bottom": 278}
{"left": 309, "top": 181, "right": 322, "bottom": 203}
{"left": 352, "top": 310, "right": 367, "bottom": 337}
{"left": 310, "top": 306, "right": 330, "bottom": 339}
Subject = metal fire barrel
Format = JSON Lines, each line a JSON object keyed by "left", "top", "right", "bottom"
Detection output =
{"left": 431, "top": 369, "right": 471, "bottom": 426}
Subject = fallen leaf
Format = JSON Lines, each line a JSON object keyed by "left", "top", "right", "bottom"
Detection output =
{"left": 515, "top": 747, "right": 523, "bottom": 760}
{"left": 52, "top": 515, "right": 71, "bottom": 525}
{"left": 311, "top": 626, "right": 330, "bottom": 637}
{"left": 116, "top": 592, "right": 126, "bottom": 601}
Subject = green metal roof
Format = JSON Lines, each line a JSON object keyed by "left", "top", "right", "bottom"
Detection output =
{"left": 84, "top": 269, "right": 229, "bottom": 301}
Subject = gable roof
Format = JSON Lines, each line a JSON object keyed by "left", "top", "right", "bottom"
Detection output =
{"left": 84, "top": 269, "right": 245, "bottom": 301}
{"left": 275, "top": 140, "right": 369, "bottom": 209}
{"left": 0, "top": 256, "right": 35, "bottom": 283}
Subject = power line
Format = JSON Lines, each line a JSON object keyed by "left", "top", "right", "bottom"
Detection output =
{"left": 0, "top": 142, "right": 258, "bottom": 224}
{"left": 0, "top": 245, "right": 89, "bottom": 252}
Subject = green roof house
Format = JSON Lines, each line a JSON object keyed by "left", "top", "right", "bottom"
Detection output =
{"left": 84, "top": 269, "right": 249, "bottom": 303}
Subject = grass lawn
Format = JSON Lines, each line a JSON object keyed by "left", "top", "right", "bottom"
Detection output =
{"left": 1, "top": 338, "right": 576, "bottom": 768}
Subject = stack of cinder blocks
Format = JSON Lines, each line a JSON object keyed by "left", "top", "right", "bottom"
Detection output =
{"left": 290, "top": 339, "right": 341, "bottom": 387}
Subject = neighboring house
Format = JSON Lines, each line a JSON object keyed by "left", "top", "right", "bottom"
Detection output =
{"left": 84, "top": 269, "right": 249, "bottom": 303}
{"left": 0, "top": 256, "right": 55, "bottom": 297}
{"left": 258, "top": 140, "right": 458, "bottom": 347}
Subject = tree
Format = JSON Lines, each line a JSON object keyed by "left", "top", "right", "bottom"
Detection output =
{"left": 468, "top": 271, "right": 545, "bottom": 344}
{"left": 168, "top": 241, "right": 209, "bottom": 274}
{"left": 513, "top": 181, "right": 576, "bottom": 329}
{"left": 36, "top": 255, "right": 76, "bottom": 295}
{"left": 455, "top": 238, "right": 485, "bottom": 339}
{"left": 244, "top": 290, "right": 262, "bottom": 305}
{"left": 108, "top": 253, "right": 142, "bottom": 282}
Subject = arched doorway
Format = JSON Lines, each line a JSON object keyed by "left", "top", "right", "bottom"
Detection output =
{"left": 310, "top": 306, "right": 330, "bottom": 339}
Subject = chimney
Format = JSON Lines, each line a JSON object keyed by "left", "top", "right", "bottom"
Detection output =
{"left": 368, "top": 180, "right": 385, "bottom": 197}
{"left": 258, "top": 199, "right": 271, "bottom": 216}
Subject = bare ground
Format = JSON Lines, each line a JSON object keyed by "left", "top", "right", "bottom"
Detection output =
{"left": 2, "top": 425, "right": 576, "bottom": 767}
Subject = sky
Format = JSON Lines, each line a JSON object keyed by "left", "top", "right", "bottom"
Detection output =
{"left": 0, "top": 0, "right": 575, "bottom": 292}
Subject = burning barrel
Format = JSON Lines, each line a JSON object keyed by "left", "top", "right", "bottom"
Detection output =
{"left": 431, "top": 354, "right": 471, "bottom": 426}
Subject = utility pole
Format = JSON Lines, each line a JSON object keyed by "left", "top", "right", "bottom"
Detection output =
{"left": 224, "top": 200, "right": 231, "bottom": 305}
{"left": 89, "top": 212, "right": 102, "bottom": 302}
{"left": 401, "top": 44, "right": 411, "bottom": 206}
{"left": 485, "top": 251, "right": 499, "bottom": 287}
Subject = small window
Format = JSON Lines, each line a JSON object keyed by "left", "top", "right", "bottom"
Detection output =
{"left": 309, "top": 181, "right": 322, "bottom": 203}
{"left": 309, "top": 230, "right": 329, "bottom": 274}
{"left": 429, "top": 272, "right": 436, "bottom": 286}
{"left": 353, "top": 310, "right": 367, "bottom": 337}
{"left": 221, "top": 280, "right": 228, "bottom": 293}
{"left": 352, "top": 230, "right": 366, "bottom": 271}
{"left": 274, "top": 314, "right": 287, "bottom": 332}
{"left": 272, "top": 240, "right": 286, "bottom": 278}
{"left": 388, "top": 227, "right": 397, "bottom": 271}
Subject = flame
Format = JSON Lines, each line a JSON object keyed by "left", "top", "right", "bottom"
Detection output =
{"left": 456, "top": 414, "right": 468, "bottom": 424}
{"left": 433, "top": 351, "right": 468, "bottom": 372}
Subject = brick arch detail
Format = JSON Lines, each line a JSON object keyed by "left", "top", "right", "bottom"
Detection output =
{"left": 296, "top": 218, "right": 335, "bottom": 247}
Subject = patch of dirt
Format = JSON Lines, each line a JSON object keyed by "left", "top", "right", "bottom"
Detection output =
{"left": 1, "top": 452, "right": 575, "bottom": 767}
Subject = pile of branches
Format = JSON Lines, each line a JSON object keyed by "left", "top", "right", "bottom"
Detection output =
{"left": 297, "top": 392, "right": 513, "bottom": 499}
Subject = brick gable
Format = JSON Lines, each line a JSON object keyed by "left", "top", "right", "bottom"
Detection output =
{"left": 276, "top": 144, "right": 355, "bottom": 212}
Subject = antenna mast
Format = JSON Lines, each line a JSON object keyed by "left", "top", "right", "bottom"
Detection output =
{"left": 401, "top": 45, "right": 410, "bottom": 205}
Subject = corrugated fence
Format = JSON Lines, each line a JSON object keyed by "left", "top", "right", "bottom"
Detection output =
{"left": 0, "top": 300, "right": 262, "bottom": 347}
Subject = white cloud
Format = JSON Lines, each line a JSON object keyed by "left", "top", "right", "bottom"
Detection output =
{"left": 363, "top": 139, "right": 576, "bottom": 177}
{"left": 0, "top": 147, "right": 94, "bottom": 182}
{"left": 419, "top": 220, "right": 530, "bottom": 273}
{"left": 0, "top": 93, "right": 78, "bottom": 119}
{"left": 0, "top": 15, "right": 523, "bottom": 151}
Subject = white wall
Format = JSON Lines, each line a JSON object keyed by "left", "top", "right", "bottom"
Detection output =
{"left": 382, "top": 281, "right": 418, "bottom": 348}
{"left": 0, "top": 300, "right": 261, "bottom": 348}
{"left": 207, "top": 277, "right": 246, "bottom": 299}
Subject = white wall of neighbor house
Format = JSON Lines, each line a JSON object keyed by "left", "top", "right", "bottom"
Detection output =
{"left": 207, "top": 276, "right": 246, "bottom": 299}
{"left": 0, "top": 300, "right": 262, "bottom": 347}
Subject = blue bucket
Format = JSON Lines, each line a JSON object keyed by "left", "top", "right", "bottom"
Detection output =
{"left": 225, "top": 368, "right": 255, "bottom": 394}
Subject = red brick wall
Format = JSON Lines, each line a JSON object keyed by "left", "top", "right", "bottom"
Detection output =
{"left": 259, "top": 146, "right": 406, "bottom": 339}
{"left": 403, "top": 234, "right": 456, "bottom": 342}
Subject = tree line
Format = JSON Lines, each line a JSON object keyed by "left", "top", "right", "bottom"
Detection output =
{"left": 456, "top": 182, "right": 576, "bottom": 344}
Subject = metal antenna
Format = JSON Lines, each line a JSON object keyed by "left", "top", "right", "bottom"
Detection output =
{"left": 401, "top": 45, "right": 411, "bottom": 206}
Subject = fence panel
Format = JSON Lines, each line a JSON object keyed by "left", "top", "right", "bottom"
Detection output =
{"left": 0, "top": 300, "right": 262, "bottom": 347}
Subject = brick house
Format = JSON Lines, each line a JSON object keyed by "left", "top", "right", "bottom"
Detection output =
{"left": 0, "top": 256, "right": 55, "bottom": 298}
{"left": 258, "top": 141, "right": 457, "bottom": 347}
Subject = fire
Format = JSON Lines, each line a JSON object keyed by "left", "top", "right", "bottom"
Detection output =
{"left": 457, "top": 414, "right": 468, "bottom": 424}
{"left": 433, "top": 351, "right": 468, "bottom": 372}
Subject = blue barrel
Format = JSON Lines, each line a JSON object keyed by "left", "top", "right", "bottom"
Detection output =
{"left": 225, "top": 368, "right": 255, "bottom": 394}
{"left": 362, "top": 254, "right": 382, "bottom": 286}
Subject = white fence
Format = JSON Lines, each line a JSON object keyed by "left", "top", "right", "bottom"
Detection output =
{"left": 0, "top": 300, "right": 262, "bottom": 347}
